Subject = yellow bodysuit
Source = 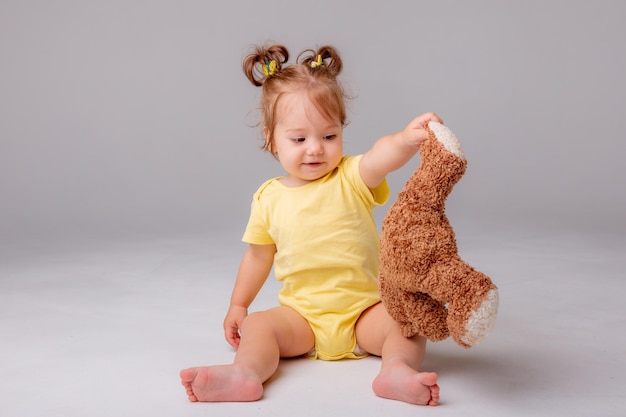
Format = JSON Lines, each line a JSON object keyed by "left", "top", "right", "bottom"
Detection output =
{"left": 242, "top": 155, "right": 389, "bottom": 360}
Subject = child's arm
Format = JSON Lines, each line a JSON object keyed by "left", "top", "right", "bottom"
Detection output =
{"left": 359, "top": 112, "right": 442, "bottom": 189}
{"left": 224, "top": 243, "right": 276, "bottom": 349}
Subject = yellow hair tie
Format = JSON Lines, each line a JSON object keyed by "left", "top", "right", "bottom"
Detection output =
{"left": 310, "top": 54, "right": 323, "bottom": 68}
{"left": 262, "top": 60, "right": 277, "bottom": 77}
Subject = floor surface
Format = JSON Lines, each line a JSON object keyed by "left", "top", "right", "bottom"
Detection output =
{"left": 1, "top": 225, "right": 625, "bottom": 417}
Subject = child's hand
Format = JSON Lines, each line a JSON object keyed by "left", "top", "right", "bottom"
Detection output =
{"left": 410, "top": 112, "right": 443, "bottom": 129}
{"left": 359, "top": 112, "right": 443, "bottom": 188}
{"left": 224, "top": 305, "right": 248, "bottom": 349}
{"left": 402, "top": 112, "right": 443, "bottom": 147}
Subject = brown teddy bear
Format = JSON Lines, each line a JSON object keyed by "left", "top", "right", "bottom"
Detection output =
{"left": 378, "top": 121, "right": 498, "bottom": 348}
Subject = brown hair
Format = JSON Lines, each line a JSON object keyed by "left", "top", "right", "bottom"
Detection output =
{"left": 242, "top": 43, "right": 348, "bottom": 153}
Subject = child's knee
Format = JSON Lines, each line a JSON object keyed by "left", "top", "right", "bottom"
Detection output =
{"left": 241, "top": 311, "right": 271, "bottom": 332}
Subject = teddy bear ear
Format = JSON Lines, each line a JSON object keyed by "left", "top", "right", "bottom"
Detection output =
{"left": 428, "top": 122, "right": 465, "bottom": 160}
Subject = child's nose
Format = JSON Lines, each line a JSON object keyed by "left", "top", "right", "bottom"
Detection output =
{"left": 307, "top": 138, "right": 324, "bottom": 155}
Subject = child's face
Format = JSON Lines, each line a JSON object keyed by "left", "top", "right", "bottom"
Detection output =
{"left": 270, "top": 92, "right": 343, "bottom": 186}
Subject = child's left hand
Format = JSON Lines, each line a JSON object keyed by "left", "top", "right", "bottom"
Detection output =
{"left": 402, "top": 112, "right": 443, "bottom": 147}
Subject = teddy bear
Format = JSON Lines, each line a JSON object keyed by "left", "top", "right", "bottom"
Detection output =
{"left": 378, "top": 121, "right": 498, "bottom": 348}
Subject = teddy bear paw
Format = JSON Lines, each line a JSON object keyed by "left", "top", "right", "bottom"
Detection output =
{"left": 459, "top": 288, "right": 499, "bottom": 347}
{"left": 428, "top": 121, "right": 465, "bottom": 160}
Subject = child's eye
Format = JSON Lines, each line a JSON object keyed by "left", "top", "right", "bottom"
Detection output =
{"left": 292, "top": 137, "right": 306, "bottom": 143}
{"left": 323, "top": 135, "right": 337, "bottom": 140}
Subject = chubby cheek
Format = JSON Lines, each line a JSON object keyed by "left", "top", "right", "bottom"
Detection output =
{"left": 329, "top": 141, "right": 344, "bottom": 161}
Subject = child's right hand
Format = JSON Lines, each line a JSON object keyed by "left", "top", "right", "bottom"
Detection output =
{"left": 224, "top": 305, "right": 248, "bottom": 349}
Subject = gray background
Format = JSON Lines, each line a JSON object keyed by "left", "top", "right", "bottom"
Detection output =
{"left": 2, "top": 2, "right": 626, "bottom": 417}
{"left": 2, "top": 0, "right": 624, "bottom": 243}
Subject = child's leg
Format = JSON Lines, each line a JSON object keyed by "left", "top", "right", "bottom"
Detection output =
{"left": 355, "top": 303, "right": 440, "bottom": 406}
{"left": 180, "top": 306, "right": 314, "bottom": 402}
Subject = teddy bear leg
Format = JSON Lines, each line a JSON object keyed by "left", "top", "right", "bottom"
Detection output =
{"left": 379, "top": 277, "right": 419, "bottom": 337}
{"left": 426, "top": 258, "right": 498, "bottom": 348}
{"left": 408, "top": 292, "right": 450, "bottom": 342}
{"left": 379, "top": 277, "right": 449, "bottom": 340}
{"left": 457, "top": 278, "right": 498, "bottom": 348}
{"left": 446, "top": 265, "right": 498, "bottom": 348}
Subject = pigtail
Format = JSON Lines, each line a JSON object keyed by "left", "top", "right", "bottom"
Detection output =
{"left": 242, "top": 44, "right": 290, "bottom": 87}
{"left": 297, "top": 45, "right": 343, "bottom": 77}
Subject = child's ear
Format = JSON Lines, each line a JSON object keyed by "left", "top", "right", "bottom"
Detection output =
{"left": 263, "top": 126, "right": 274, "bottom": 153}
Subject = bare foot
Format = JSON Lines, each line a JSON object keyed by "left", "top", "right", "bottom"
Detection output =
{"left": 372, "top": 359, "right": 440, "bottom": 406}
{"left": 179, "top": 364, "right": 263, "bottom": 402}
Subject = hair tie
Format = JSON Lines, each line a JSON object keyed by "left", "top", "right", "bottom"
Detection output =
{"left": 262, "top": 60, "right": 277, "bottom": 77}
{"left": 310, "top": 55, "right": 323, "bottom": 68}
